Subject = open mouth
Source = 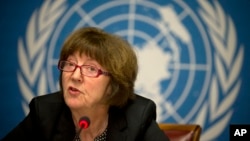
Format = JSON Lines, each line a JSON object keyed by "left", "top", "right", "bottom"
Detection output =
{"left": 68, "top": 86, "right": 81, "bottom": 95}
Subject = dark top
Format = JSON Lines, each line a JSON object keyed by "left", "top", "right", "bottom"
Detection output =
{"left": 1, "top": 91, "right": 169, "bottom": 141}
{"left": 74, "top": 128, "right": 107, "bottom": 141}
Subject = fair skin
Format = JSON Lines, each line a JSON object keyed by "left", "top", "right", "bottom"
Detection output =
{"left": 62, "top": 52, "right": 110, "bottom": 140}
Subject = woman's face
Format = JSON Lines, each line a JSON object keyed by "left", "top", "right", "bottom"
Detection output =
{"left": 62, "top": 52, "right": 111, "bottom": 110}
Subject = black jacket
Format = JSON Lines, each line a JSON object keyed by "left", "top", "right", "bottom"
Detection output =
{"left": 1, "top": 91, "right": 169, "bottom": 141}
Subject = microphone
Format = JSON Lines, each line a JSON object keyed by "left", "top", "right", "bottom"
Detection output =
{"left": 79, "top": 116, "right": 91, "bottom": 129}
{"left": 73, "top": 116, "right": 91, "bottom": 141}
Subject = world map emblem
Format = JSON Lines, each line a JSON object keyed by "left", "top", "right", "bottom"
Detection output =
{"left": 17, "top": 0, "right": 244, "bottom": 140}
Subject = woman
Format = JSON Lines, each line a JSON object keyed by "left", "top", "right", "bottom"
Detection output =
{"left": 2, "top": 27, "right": 169, "bottom": 141}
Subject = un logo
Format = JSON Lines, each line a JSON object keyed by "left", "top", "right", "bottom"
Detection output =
{"left": 17, "top": 0, "right": 244, "bottom": 140}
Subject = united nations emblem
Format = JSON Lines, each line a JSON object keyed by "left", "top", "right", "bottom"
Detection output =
{"left": 17, "top": 0, "right": 244, "bottom": 140}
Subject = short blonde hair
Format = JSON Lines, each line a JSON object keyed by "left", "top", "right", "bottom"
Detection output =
{"left": 59, "top": 27, "right": 138, "bottom": 107}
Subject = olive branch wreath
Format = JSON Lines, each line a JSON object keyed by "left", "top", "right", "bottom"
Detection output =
{"left": 17, "top": 0, "right": 67, "bottom": 115}
{"left": 195, "top": 1, "right": 244, "bottom": 140}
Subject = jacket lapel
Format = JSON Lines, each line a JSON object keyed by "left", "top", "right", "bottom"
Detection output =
{"left": 107, "top": 107, "right": 127, "bottom": 141}
{"left": 51, "top": 105, "right": 75, "bottom": 141}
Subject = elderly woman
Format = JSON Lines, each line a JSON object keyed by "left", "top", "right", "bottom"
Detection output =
{"left": 2, "top": 27, "right": 169, "bottom": 141}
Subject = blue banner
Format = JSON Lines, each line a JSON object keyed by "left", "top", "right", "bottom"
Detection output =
{"left": 0, "top": 0, "right": 250, "bottom": 140}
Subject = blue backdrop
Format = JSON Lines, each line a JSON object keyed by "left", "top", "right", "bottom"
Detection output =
{"left": 0, "top": 0, "right": 250, "bottom": 140}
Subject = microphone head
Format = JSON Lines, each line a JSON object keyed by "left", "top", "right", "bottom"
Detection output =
{"left": 79, "top": 116, "right": 90, "bottom": 129}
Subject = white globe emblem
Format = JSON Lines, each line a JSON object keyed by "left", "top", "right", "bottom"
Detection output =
{"left": 46, "top": 1, "right": 211, "bottom": 123}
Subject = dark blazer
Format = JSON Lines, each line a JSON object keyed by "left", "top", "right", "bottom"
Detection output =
{"left": 1, "top": 91, "right": 169, "bottom": 141}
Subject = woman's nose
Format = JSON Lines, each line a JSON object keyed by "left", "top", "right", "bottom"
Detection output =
{"left": 71, "top": 67, "right": 83, "bottom": 82}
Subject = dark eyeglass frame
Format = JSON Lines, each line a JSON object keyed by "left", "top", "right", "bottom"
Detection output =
{"left": 58, "top": 60, "right": 110, "bottom": 77}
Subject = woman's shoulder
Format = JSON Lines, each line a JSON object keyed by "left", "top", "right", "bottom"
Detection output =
{"left": 110, "top": 94, "right": 157, "bottom": 123}
{"left": 29, "top": 91, "right": 66, "bottom": 116}
{"left": 126, "top": 94, "right": 157, "bottom": 112}
{"left": 134, "top": 94, "right": 156, "bottom": 105}
{"left": 31, "top": 91, "right": 64, "bottom": 104}
{"left": 108, "top": 94, "right": 158, "bottom": 138}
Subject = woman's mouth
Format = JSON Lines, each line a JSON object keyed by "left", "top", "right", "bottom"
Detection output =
{"left": 68, "top": 86, "right": 81, "bottom": 95}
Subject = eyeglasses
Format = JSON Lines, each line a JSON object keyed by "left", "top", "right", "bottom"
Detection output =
{"left": 58, "top": 60, "right": 110, "bottom": 77}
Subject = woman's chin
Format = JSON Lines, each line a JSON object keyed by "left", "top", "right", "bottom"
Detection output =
{"left": 65, "top": 98, "right": 82, "bottom": 109}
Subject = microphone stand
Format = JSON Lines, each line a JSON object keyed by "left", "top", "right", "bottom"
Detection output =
{"left": 73, "top": 127, "right": 83, "bottom": 141}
